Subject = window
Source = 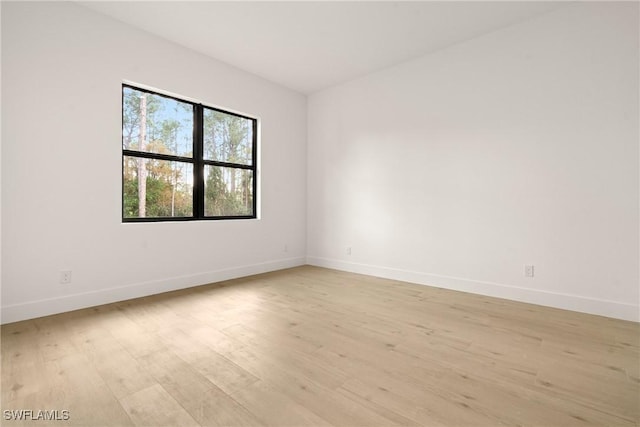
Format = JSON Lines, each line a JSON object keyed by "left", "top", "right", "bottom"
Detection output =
{"left": 122, "top": 84, "right": 257, "bottom": 222}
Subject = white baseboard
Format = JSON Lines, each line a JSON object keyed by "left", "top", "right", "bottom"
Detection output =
{"left": 4, "top": 256, "right": 637, "bottom": 324}
{"left": 1, "top": 257, "right": 306, "bottom": 324}
{"left": 306, "top": 256, "right": 639, "bottom": 322}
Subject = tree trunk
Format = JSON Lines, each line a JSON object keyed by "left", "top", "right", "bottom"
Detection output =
{"left": 230, "top": 169, "right": 236, "bottom": 195}
{"left": 171, "top": 167, "right": 177, "bottom": 217}
{"left": 171, "top": 127, "right": 177, "bottom": 217}
{"left": 137, "top": 94, "right": 148, "bottom": 217}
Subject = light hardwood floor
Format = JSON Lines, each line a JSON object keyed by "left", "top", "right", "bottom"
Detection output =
{"left": 1, "top": 266, "right": 638, "bottom": 426}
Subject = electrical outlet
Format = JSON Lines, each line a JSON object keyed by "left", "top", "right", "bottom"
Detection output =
{"left": 284, "top": 244, "right": 288, "bottom": 253}
{"left": 346, "top": 247, "right": 352, "bottom": 255}
{"left": 60, "top": 270, "right": 72, "bottom": 284}
{"left": 524, "top": 265, "right": 534, "bottom": 278}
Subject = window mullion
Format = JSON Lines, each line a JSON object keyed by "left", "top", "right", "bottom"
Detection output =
{"left": 193, "top": 104, "right": 204, "bottom": 218}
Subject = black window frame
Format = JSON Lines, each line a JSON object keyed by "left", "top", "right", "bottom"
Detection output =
{"left": 122, "top": 84, "right": 258, "bottom": 223}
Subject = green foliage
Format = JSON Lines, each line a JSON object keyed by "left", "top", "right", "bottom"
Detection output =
{"left": 122, "top": 88, "right": 160, "bottom": 151}
{"left": 123, "top": 158, "right": 139, "bottom": 217}
{"left": 203, "top": 109, "right": 252, "bottom": 164}
{"left": 204, "top": 167, "right": 253, "bottom": 216}
{"left": 203, "top": 109, "right": 253, "bottom": 216}
{"left": 123, "top": 157, "right": 192, "bottom": 218}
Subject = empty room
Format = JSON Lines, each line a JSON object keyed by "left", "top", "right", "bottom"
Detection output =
{"left": 1, "top": 1, "right": 638, "bottom": 426}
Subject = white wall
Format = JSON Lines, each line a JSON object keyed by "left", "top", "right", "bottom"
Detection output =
{"left": 3, "top": 2, "right": 638, "bottom": 324}
{"left": 307, "top": 2, "right": 639, "bottom": 321}
{"left": 1, "top": 2, "right": 307, "bottom": 323}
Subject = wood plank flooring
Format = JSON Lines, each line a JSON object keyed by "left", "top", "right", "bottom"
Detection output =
{"left": 1, "top": 266, "right": 638, "bottom": 426}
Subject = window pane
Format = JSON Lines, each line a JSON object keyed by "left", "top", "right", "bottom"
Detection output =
{"left": 122, "top": 87, "right": 193, "bottom": 158}
{"left": 204, "top": 166, "right": 253, "bottom": 216}
{"left": 123, "top": 156, "right": 193, "bottom": 218}
{"left": 203, "top": 108, "right": 253, "bottom": 165}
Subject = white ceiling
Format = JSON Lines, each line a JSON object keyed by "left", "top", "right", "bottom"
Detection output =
{"left": 79, "top": 1, "right": 566, "bottom": 94}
